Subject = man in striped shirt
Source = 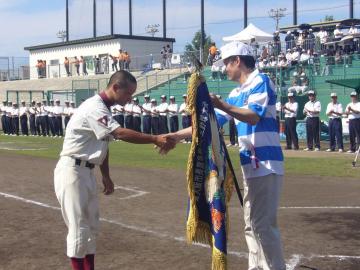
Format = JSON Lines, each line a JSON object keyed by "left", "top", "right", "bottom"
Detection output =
{"left": 169, "top": 41, "right": 285, "bottom": 270}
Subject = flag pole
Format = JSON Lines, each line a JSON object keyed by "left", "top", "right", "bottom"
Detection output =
{"left": 221, "top": 137, "right": 244, "bottom": 207}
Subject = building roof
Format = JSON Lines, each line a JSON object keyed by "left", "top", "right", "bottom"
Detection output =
{"left": 24, "top": 34, "right": 176, "bottom": 51}
{"left": 280, "top": 18, "right": 360, "bottom": 33}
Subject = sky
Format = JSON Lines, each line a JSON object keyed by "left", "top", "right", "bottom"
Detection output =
{"left": 0, "top": 0, "right": 359, "bottom": 57}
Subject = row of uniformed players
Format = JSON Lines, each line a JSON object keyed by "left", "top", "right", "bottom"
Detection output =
{"left": 110, "top": 94, "right": 192, "bottom": 137}
{"left": 0, "top": 99, "right": 76, "bottom": 136}
{"left": 277, "top": 91, "right": 360, "bottom": 153}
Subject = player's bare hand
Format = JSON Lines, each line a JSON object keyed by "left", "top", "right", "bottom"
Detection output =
{"left": 102, "top": 176, "right": 114, "bottom": 195}
{"left": 209, "top": 93, "right": 223, "bottom": 109}
{"left": 154, "top": 134, "right": 177, "bottom": 155}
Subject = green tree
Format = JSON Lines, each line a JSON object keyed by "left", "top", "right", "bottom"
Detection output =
{"left": 184, "top": 30, "right": 214, "bottom": 64}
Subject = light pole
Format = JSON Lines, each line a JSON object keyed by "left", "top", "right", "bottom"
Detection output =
{"left": 57, "top": 30, "right": 67, "bottom": 42}
{"left": 268, "top": 8, "right": 287, "bottom": 31}
{"left": 145, "top": 24, "right": 160, "bottom": 37}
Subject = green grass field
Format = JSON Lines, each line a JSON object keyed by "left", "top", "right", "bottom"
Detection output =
{"left": 0, "top": 135, "right": 358, "bottom": 178}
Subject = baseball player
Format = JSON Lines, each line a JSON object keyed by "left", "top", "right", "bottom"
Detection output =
{"left": 1, "top": 101, "right": 8, "bottom": 135}
{"left": 35, "top": 101, "right": 42, "bottom": 136}
{"left": 41, "top": 100, "right": 49, "bottom": 136}
{"left": 124, "top": 100, "right": 133, "bottom": 130}
{"left": 53, "top": 99, "right": 64, "bottom": 137}
{"left": 19, "top": 100, "right": 29, "bottom": 136}
{"left": 48, "top": 100, "right": 56, "bottom": 137}
{"left": 178, "top": 94, "right": 191, "bottom": 143}
{"left": 5, "top": 101, "right": 13, "bottom": 135}
{"left": 28, "top": 101, "right": 37, "bottom": 136}
{"left": 150, "top": 99, "right": 160, "bottom": 135}
{"left": 168, "top": 96, "right": 179, "bottom": 133}
{"left": 303, "top": 90, "right": 321, "bottom": 151}
{"left": 141, "top": 95, "right": 152, "bottom": 134}
{"left": 345, "top": 91, "right": 360, "bottom": 153}
{"left": 283, "top": 92, "right": 299, "bottom": 150}
{"left": 54, "top": 71, "right": 174, "bottom": 270}
{"left": 110, "top": 103, "right": 124, "bottom": 128}
{"left": 63, "top": 101, "right": 71, "bottom": 129}
{"left": 157, "top": 95, "right": 169, "bottom": 134}
{"left": 132, "top": 97, "right": 142, "bottom": 132}
{"left": 326, "top": 93, "right": 344, "bottom": 152}
{"left": 11, "top": 103, "right": 19, "bottom": 136}
{"left": 167, "top": 41, "right": 286, "bottom": 270}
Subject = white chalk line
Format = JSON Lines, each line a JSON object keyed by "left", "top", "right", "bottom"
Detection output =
{"left": 114, "top": 185, "right": 149, "bottom": 200}
{"left": 1, "top": 191, "right": 360, "bottom": 269}
{"left": 0, "top": 147, "right": 49, "bottom": 151}
{"left": 280, "top": 206, "right": 360, "bottom": 209}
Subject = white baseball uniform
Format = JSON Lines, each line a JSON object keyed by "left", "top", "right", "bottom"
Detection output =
{"left": 54, "top": 93, "right": 120, "bottom": 258}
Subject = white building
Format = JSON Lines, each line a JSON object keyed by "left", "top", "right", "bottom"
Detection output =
{"left": 25, "top": 34, "right": 175, "bottom": 80}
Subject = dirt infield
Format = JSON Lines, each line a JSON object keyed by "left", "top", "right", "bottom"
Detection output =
{"left": 0, "top": 153, "right": 359, "bottom": 270}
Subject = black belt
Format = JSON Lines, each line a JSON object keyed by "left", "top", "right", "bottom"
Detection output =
{"left": 75, "top": 158, "right": 95, "bottom": 169}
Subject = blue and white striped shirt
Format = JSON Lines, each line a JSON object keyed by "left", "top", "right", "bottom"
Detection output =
{"left": 216, "top": 69, "right": 284, "bottom": 179}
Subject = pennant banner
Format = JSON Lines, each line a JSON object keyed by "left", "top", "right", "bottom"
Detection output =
{"left": 185, "top": 72, "right": 234, "bottom": 270}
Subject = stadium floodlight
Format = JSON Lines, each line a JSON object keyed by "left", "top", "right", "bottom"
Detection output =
{"left": 145, "top": 24, "right": 160, "bottom": 37}
{"left": 268, "top": 8, "right": 287, "bottom": 31}
{"left": 57, "top": 30, "right": 67, "bottom": 42}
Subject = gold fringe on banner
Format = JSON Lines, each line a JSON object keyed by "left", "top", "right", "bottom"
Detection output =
{"left": 185, "top": 72, "right": 235, "bottom": 270}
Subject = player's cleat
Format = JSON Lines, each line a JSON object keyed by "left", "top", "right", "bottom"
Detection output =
{"left": 338, "top": 149, "right": 344, "bottom": 153}
{"left": 314, "top": 148, "right": 320, "bottom": 151}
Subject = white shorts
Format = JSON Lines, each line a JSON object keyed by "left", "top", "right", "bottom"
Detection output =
{"left": 54, "top": 156, "right": 99, "bottom": 258}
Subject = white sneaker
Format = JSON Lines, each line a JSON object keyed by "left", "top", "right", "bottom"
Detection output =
{"left": 226, "top": 143, "right": 233, "bottom": 147}
{"left": 303, "top": 148, "right": 310, "bottom": 151}
{"left": 314, "top": 148, "right": 320, "bottom": 151}
{"left": 338, "top": 149, "right": 344, "bottom": 153}
{"left": 347, "top": 150, "right": 354, "bottom": 153}
{"left": 326, "top": 149, "right": 333, "bottom": 152}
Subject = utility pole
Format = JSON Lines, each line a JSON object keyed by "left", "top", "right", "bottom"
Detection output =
{"left": 268, "top": 8, "right": 287, "bottom": 31}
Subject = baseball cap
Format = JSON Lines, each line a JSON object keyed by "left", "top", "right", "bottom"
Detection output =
{"left": 161, "top": 95, "right": 166, "bottom": 99}
{"left": 21, "top": 100, "right": 25, "bottom": 103}
{"left": 216, "top": 94, "right": 222, "bottom": 99}
{"left": 330, "top": 93, "right": 337, "bottom": 97}
{"left": 350, "top": 91, "right": 357, "bottom": 96}
{"left": 170, "top": 96, "right": 175, "bottom": 99}
{"left": 182, "top": 94, "right": 187, "bottom": 98}
{"left": 133, "top": 97, "right": 138, "bottom": 101}
{"left": 213, "top": 41, "right": 253, "bottom": 67}
{"left": 70, "top": 101, "right": 75, "bottom": 104}
{"left": 151, "top": 99, "right": 156, "bottom": 102}
{"left": 65, "top": 100, "right": 70, "bottom": 103}
{"left": 144, "top": 94, "right": 150, "bottom": 98}
{"left": 55, "top": 99, "right": 60, "bottom": 102}
{"left": 288, "top": 92, "right": 294, "bottom": 97}
{"left": 308, "top": 90, "right": 315, "bottom": 95}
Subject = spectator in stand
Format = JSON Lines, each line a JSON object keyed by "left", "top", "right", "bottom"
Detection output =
{"left": 345, "top": 92, "right": 360, "bottom": 153}
{"left": 166, "top": 44, "right": 172, "bottom": 69}
{"left": 123, "top": 51, "right": 131, "bottom": 71}
{"left": 102, "top": 57, "right": 109, "bottom": 74}
{"left": 161, "top": 46, "right": 167, "bottom": 68}
{"left": 334, "top": 24, "right": 344, "bottom": 40}
{"left": 210, "top": 63, "right": 220, "bottom": 81}
{"left": 317, "top": 27, "right": 328, "bottom": 54}
{"left": 297, "top": 30, "right": 305, "bottom": 49}
{"left": 258, "top": 58, "right": 265, "bottom": 70}
{"left": 250, "top": 38, "right": 259, "bottom": 58}
{"left": 94, "top": 55, "right": 101, "bottom": 74}
{"left": 308, "top": 29, "right": 315, "bottom": 50}
{"left": 208, "top": 42, "right": 218, "bottom": 66}
{"left": 291, "top": 47, "right": 300, "bottom": 66}
{"left": 285, "top": 31, "right": 295, "bottom": 51}
{"left": 64, "top": 57, "right": 71, "bottom": 77}
{"left": 110, "top": 55, "right": 118, "bottom": 72}
{"left": 326, "top": 93, "right": 344, "bottom": 152}
{"left": 285, "top": 49, "right": 292, "bottom": 65}
{"left": 273, "top": 31, "right": 281, "bottom": 55}
{"left": 80, "top": 56, "right": 88, "bottom": 76}
{"left": 36, "top": 60, "right": 41, "bottom": 79}
{"left": 118, "top": 49, "right": 124, "bottom": 70}
{"left": 74, "top": 56, "right": 80, "bottom": 76}
{"left": 278, "top": 55, "right": 288, "bottom": 67}
{"left": 349, "top": 23, "right": 359, "bottom": 53}
{"left": 269, "top": 56, "right": 277, "bottom": 67}
{"left": 261, "top": 46, "right": 268, "bottom": 59}
{"left": 300, "top": 49, "right": 310, "bottom": 65}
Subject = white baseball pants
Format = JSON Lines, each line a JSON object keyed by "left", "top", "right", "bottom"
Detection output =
{"left": 243, "top": 173, "right": 286, "bottom": 270}
{"left": 54, "top": 156, "right": 99, "bottom": 258}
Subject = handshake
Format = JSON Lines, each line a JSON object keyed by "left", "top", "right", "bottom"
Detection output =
{"left": 153, "top": 127, "right": 193, "bottom": 155}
